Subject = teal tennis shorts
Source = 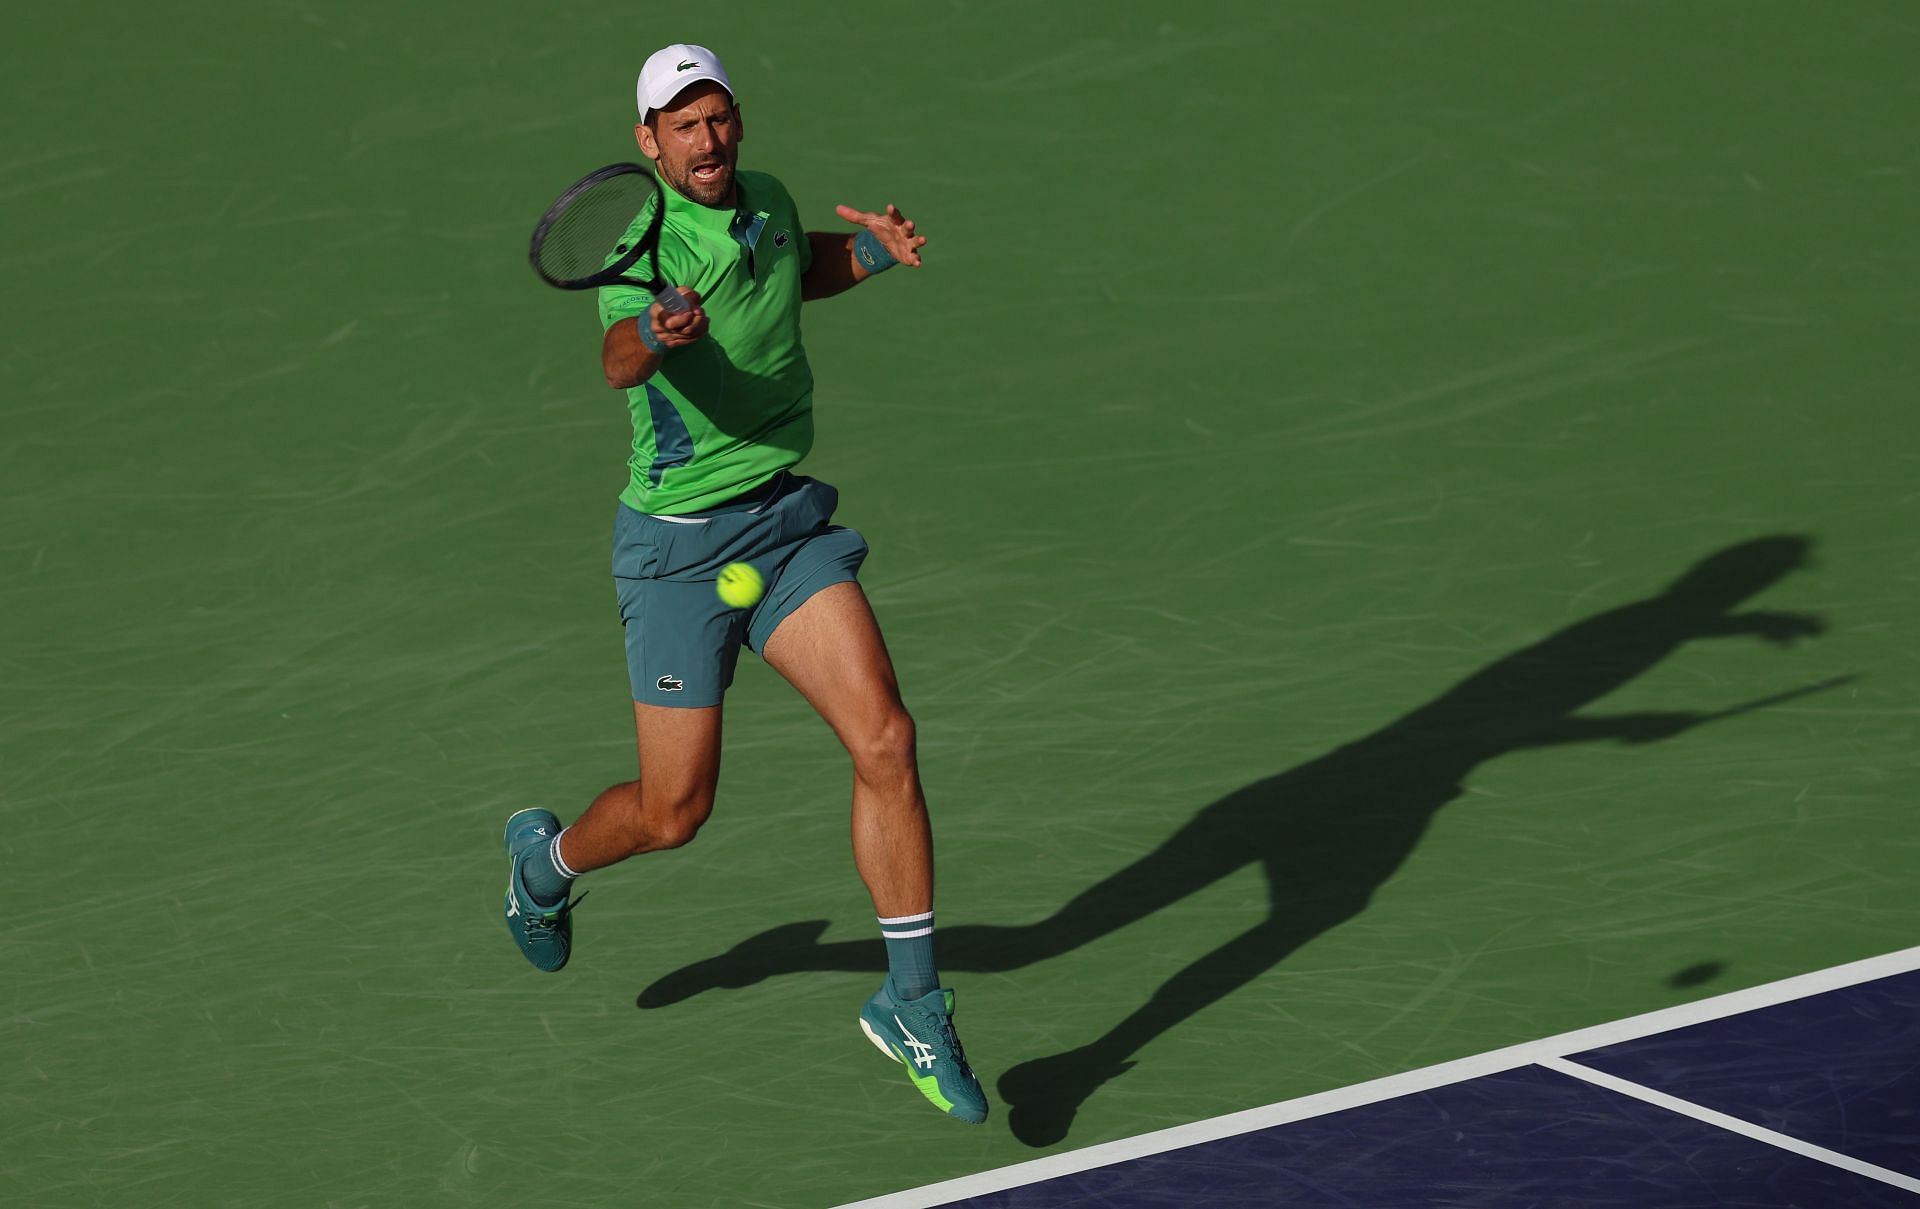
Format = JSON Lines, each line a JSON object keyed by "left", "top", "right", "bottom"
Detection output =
{"left": 611, "top": 473, "right": 869, "bottom": 708}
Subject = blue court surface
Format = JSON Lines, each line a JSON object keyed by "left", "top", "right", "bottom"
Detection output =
{"left": 842, "top": 948, "right": 1920, "bottom": 1208}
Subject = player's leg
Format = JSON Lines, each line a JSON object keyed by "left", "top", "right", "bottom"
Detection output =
{"left": 502, "top": 705, "right": 726, "bottom": 974}
{"left": 502, "top": 501, "right": 745, "bottom": 973}
{"left": 560, "top": 701, "right": 725, "bottom": 866}
{"left": 763, "top": 581, "right": 930, "bottom": 918}
{"left": 761, "top": 579, "right": 985, "bottom": 1123}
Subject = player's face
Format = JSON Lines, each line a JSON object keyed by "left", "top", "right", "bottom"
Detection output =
{"left": 636, "top": 83, "right": 743, "bottom": 208}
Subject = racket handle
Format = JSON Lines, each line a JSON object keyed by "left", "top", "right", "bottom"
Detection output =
{"left": 653, "top": 286, "right": 692, "bottom": 315}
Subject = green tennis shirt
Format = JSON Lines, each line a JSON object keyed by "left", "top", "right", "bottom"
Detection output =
{"left": 598, "top": 169, "right": 814, "bottom": 515}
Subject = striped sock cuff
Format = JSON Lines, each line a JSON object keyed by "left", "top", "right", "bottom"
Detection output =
{"left": 550, "top": 828, "right": 582, "bottom": 880}
{"left": 878, "top": 910, "right": 934, "bottom": 940}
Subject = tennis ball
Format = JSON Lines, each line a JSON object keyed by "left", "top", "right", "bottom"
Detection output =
{"left": 716, "top": 562, "right": 764, "bottom": 609}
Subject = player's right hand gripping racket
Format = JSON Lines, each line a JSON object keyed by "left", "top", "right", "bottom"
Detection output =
{"left": 527, "top": 163, "right": 692, "bottom": 315}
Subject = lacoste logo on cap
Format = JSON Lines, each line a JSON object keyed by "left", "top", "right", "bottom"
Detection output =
{"left": 677, "top": 60, "right": 699, "bottom": 71}
{"left": 656, "top": 674, "right": 684, "bottom": 692}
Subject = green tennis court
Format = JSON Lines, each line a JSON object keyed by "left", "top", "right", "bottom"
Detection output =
{"left": 5, "top": 3, "right": 1916, "bottom": 1205}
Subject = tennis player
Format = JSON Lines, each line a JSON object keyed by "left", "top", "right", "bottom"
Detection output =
{"left": 499, "top": 44, "right": 985, "bottom": 1125}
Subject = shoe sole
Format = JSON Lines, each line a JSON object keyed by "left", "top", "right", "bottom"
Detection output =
{"left": 859, "top": 1015, "right": 900, "bottom": 1062}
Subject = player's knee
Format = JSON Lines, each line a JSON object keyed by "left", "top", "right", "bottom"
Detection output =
{"left": 848, "top": 706, "right": 917, "bottom": 781}
{"left": 638, "top": 789, "right": 714, "bottom": 851}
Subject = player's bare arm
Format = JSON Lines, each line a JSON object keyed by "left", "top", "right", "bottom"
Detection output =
{"left": 801, "top": 203, "right": 927, "bottom": 301}
{"left": 602, "top": 288, "right": 707, "bottom": 388}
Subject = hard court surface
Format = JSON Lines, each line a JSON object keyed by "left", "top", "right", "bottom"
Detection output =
{"left": 3, "top": 3, "right": 1916, "bottom": 1207}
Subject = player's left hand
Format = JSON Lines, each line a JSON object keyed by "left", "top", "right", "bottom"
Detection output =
{"left": 835, "top": 202, "right": 927, "bottom": 268}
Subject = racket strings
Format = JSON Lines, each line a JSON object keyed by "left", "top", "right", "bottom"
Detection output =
{"left": 534, "top": 171, "right": 660, "bottom": 286}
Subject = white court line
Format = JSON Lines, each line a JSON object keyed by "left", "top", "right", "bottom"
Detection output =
{"left": 834, "top": 943, "right": 1920, "bottom": 1209}
{"left": 1539, "top": 1056, "right": 1920, "bottom": 1194}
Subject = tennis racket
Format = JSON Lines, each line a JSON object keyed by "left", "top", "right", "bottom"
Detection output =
{"left": 528, "top": 163, "right": 692, "bottom": 314}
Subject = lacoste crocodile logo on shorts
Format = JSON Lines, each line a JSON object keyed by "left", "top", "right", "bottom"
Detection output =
{"left": 657, "top": 675, "right": 684, "bottom": 692}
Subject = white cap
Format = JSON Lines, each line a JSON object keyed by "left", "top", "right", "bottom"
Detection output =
{"left": 637, "top": 44, "right": 734, "bottom": 118}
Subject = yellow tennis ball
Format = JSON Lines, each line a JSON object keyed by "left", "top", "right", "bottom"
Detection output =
{"left": 716, "top": 562, "right": 764, "bottom": 609}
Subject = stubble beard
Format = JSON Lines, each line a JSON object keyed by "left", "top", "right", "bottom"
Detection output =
{"left": 664, "top": 153, "right": 735, "bottom": 208}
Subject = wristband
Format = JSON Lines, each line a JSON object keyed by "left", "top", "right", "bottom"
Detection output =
{"left": 853, "top": 228, "right": 898, "bottom": 275}
{"left": 636, "top": 313, "right": 668, "bottom": 354}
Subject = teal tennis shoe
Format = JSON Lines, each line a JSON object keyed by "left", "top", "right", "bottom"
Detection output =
{"left": 858, "top": 978, "right": 988, "bottom": 1124}
{"left": 501, "top": 807, "right": 581, "bottom": 972}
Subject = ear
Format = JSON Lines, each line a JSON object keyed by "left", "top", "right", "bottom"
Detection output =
{"left": 733, "top": 104, "right": 745, "bottom": 144}
{"left": 634, "top": 121, "right": 660, "bottom": 163}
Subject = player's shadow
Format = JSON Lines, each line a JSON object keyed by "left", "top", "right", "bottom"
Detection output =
{"left": 637, "top": 536, "right": 1848, "bottom": 1146}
